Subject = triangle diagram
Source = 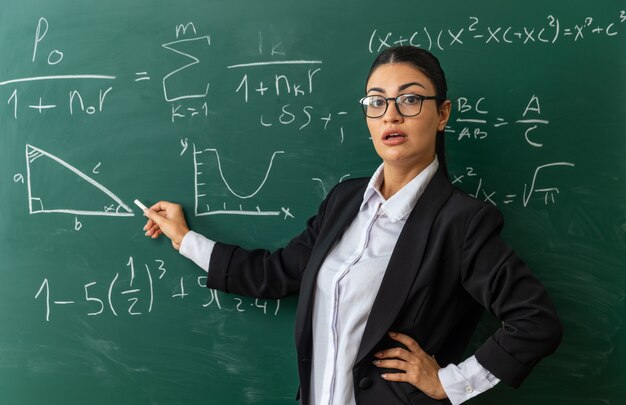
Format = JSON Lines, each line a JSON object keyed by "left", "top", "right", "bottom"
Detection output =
{"left": 25, "top": 144, "right": 134, "bottom": 216}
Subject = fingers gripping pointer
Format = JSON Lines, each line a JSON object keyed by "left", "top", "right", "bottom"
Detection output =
{"left": 373, "top": 332, "right": 447, "bottom": 400}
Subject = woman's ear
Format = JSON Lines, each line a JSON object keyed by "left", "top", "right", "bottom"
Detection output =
{"left": 437, "top": 100, "right": 452, "bottom": 132}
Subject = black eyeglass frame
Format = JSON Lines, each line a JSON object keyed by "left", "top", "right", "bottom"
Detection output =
{"left": 359, "top": 94, "right": 443, "bottom": 118}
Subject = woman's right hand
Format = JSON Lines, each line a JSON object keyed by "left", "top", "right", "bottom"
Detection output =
{"left": 143, "top": 201, "right": 190, "bottom": 250}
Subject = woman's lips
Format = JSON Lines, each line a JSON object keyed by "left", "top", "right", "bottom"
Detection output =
{"left": 382, "top": 129, "right": 408, "bottom": 145}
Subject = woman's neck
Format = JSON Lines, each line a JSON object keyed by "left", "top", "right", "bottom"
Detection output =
{"left": 380, "top": 156, "right": 435, "bottom": 200}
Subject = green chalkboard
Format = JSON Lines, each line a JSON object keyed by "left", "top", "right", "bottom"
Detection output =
{"left": 1, "top": 1, "right": 625, "bottom": 404}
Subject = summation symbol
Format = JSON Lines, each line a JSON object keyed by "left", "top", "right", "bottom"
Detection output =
{"left": 25, "top": 144, "right": 133, "bottom": 216}
{"left": 162, "top": 36, "right": 211, "bottom": 102}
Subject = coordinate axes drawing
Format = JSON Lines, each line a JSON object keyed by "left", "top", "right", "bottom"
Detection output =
{"left": 192, "top": 144, "right": 292, "bottom": 218}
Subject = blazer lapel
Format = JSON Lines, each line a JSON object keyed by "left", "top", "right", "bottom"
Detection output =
{"left": 355, "top": 169, "right": 454, "bottom": 364}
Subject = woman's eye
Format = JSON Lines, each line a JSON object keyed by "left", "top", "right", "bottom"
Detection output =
{"left": 371, "top": 98, "right": 385, "bottom": 108}
{"left": 402, "top": 95, "right": 420, "bottom": 105}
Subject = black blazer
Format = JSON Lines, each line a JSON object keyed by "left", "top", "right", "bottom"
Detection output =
{"left": 206, "top": 167, "right": 563, "bottom": 405}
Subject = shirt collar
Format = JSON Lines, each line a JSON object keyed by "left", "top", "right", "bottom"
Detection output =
{"left": 360, "top": 157, "right": 439, "bottom": 223}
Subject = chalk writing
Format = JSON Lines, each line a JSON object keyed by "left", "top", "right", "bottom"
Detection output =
{"left": 0, "top": 75, "right": 116, "bottom": 88}
{"left": 1, "top": 17, "right": 581, "bottom": 228}
{"left": 34, "top": 257, "right": 281, "bottom": 321}
{"left": 451, "top": 162, "right": 575, "bottom": 207}
{"left": 446, "top": 90, "right": 576, "bottom": 208}
{"left": 447, "top": 94, "right": 550, "bottom": 148}
{"left": 1, "top": 17, "right": 117, "bottom": 118}
{"left": 25, "top": 144, "right": 134, "bottom": 217}
{"left": 522, "top": 162, "right": 576, "bottom": 206}
{"left": 162, "top": 36, "right": 211, "bottom": 102}
{"left": 192, "top": 143, "right": 292, "bottom": 218}
{"left": 369, "top": 11, "right": 626, "bottom": 53}
{"left": 32, "top": 17, "right": 63, "bottom": 65}
{"left": 234, "top": 68, "right": 321, "bottom": 102}
{"left": 312, "top": 174, "right": 352, "bottom": 198}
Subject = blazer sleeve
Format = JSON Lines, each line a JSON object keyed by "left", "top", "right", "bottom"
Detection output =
{"left": 205, "top": 188, "right": 331, "bottom": 300}
{"left": 460, "top": 203, "right": 563, "bottom": 388}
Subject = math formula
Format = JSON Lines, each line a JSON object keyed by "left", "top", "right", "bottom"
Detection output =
{"left": 368, "top": 11, "right": 626, "bottom": 53}
{"left": 447, "top": 94, "right": 574, "bottom": 207}
{"left": 34, "top": 256, "right": 281, "bottom": 322}
{"left": 4, "top": 10, "right": 618, "bottom": 224}
{"left": 7, "top": 17, "right": 591, "bottom": 230}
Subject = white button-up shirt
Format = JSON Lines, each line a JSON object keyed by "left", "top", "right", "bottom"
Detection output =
{"left": 310, "top": 158, "right": 439, "bottom": 405}
{"left": 179, "top": 157, "right": 499, "bottom": 405}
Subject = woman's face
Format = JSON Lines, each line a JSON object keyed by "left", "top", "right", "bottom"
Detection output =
{"left": 365, "top": 63, "right": 451, "bottom": 171}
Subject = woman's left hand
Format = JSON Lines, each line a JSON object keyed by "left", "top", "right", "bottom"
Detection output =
{"left": 373, "top": 331, "right": 447, "bottom": 400}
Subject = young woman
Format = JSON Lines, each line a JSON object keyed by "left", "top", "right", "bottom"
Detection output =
{"left": 143, "top": 46, "right": 562, "bottom": 405}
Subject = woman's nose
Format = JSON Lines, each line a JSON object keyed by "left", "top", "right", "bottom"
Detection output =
{"left": 383, "top": 100, "right": 403, "bottom": 123}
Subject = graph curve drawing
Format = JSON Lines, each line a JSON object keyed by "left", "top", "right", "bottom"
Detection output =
{"left": 193, "top": 144, "right": 287, "bottom": 217}
{"left": 25, "top": 144, "right": 134, "bottom": 216}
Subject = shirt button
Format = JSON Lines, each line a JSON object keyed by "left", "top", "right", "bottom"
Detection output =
{"left": 465, "top": 385, "right": 473, "bottom": 394}
{"left": 359, "top": 377, "right": 373, "bottom": 389}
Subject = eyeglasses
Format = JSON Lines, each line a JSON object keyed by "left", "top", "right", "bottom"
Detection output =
{"left": 359, "top": 93, "right": 442, "bottom": 118}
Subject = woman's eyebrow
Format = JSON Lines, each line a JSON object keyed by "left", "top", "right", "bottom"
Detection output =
{"left": 398, "top": 81, "right": 426, "bottom": 92}
{"left": 366, "top": 82, "right": 427, "bottom": 94}
{"left": 366, "top": 87, "right": 385, "bottom": 94}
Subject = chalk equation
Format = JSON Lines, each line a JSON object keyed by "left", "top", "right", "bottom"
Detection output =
{"left": 34, "top": 256, "right": 281, "bottom": 322}
{"left": 451, "top": 162, "right": 575, "bottom": 207}
{"left": 0, "top": 18, "right": 117, "bottom": 119}
{"left": 369, "top": 11, "right": 626, "bottom": 53}
{"left": 448, "top": 94, "right": 549, "bottom": 147}
{"left": 3, "top": 16, "right": 586, "bottom": 225}
{"left": 447, "top": 92, "right": 575, "bottom": 207}
{"left": 159, "top": 23, "right": 351, "bottom": 142}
